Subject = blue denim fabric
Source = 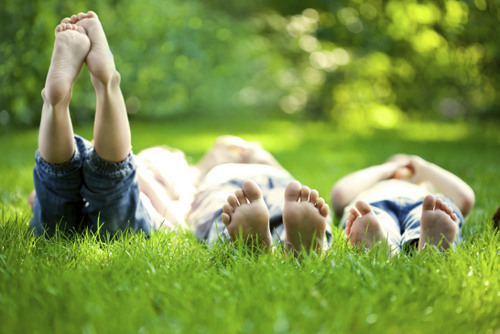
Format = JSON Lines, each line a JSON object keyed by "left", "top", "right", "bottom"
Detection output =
{"left": 368, "top": 196, "right": 465, "bottom": 247}
{"left": 188, "top": 176, "right": 333, "bottom": 246}
{"left": 30, "top": 135, "right": 153, "bottom": 236}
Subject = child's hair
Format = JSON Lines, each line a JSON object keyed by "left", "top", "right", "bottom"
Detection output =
{"left": 493, "top": 206, "right": 500, "bottom": 229}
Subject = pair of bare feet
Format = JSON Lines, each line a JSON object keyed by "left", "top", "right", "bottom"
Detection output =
{"left": 221, "top": 180, "right": 329, "bottom": 257}
{"left": 41, "top": 10, "right": 130, "bottom": 166}
{"left": 345, "top": 195, "right": 458, "bottom": 253}
{"left": 45, "top": 11, "right": 115, "bottom": 107}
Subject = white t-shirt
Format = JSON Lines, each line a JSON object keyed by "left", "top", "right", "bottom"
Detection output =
{"left": 199, "top": 163, "right": 292, "bottom": 191}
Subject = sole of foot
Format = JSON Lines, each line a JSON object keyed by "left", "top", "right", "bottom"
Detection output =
{"left": 419, "top": 194, "right": 458, "bottom": 251}
{"left": 346, "top": 200, "right": 394, "bottom": 253}
{"left": 44, "top": 23, "right": 90, "bottom": 105}
{"left": 283, "top": 181, "right": 328, "bottom": 257}
{"left": 222, "top": 180, "right": 272, "bottom": 251}
{"left": 63, "top": 11, "right": 116, "bottom": 85}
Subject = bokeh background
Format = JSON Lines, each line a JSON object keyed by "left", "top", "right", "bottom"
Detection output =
{"left": 1, "top": 0, "right": 499, "bottom": 130}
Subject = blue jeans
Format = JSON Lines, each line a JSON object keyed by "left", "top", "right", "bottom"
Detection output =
{"left": 30, "top": 135, "right": 154, "bottom": 236}
{"left": 367, "top": 197, "right": 465, "bottom": 247}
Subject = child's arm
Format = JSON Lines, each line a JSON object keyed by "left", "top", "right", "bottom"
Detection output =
{"left": 330, "top": 162, "right": 403, "bottom": 217}
{"left": 408, "top": 156, "right": 475, "bottom": 216}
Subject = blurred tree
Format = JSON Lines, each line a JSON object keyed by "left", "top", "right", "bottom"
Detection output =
{"left": 0, "top": 0, "right": 293, "bottom": 129}
{"left": 207, "top": 0, "right": 500, "bottom": 125}
{"left": 1, "top": 0, "right": 499, "bottom": 130}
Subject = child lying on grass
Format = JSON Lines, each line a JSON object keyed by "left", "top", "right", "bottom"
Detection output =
{"left": 330, "top": 155, "right": 475, "bottom": 254}
{"left": 30, "top": 11, "right": 330, "bottom": 257}
{"left": 138, "top": 135, "right": 332, "bottom": 256}
{"left": 31, "top": 11, "right": 475, "bottom": 257}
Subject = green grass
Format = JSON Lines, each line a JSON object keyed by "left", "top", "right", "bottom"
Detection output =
{"left": 1, "top": 118, "right": 499, "bottom": 333}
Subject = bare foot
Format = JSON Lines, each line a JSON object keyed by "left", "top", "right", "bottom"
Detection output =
{"left": 283, "top": 181, "right": 329, "bottom": 257}
{"left": 346, "top": 201, "right": 394, "bottom": 252}
{"left": 44, "top": 23, "right": 90, "bottom": 105}
{"left": 419, "top": 195, "right": 458, "bottom": 251}
{"left": 64, "top": 11, "right": 116, "bottom": 84}
{"left": 221, "top": 180, "right": 272, "bottom": 251}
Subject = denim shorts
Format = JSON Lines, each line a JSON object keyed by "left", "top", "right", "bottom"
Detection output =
{"left": 365, "top": 197, "right": 465, "bottom": 247}
{"left": 30, "top": 135, "right": 154, "bottom": 236}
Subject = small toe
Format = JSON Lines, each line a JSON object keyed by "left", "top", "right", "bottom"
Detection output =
{"left": 452, "top": 213, "right": 458, "bottom": 222}
{"left": 235, "top": 189, "right": 247, "bottom": 205}
{"left": 446, "top": 206, "right": 453, "bottom": 216}
{"left": 309, "top": 189, "right": 319, "bottom": 204}
{"left": 284, "top": 181, "right": 301, "bottom": 202}
{"left": 227, "top": 195, "right": 239, "bottom": 209}
{"left": 435, "top": 198, "right": 444, "bottom": 210}
{"left": 221, "top": 213, "right": 230, "bottom": 227}
{"left": 320, "top": 203, "right": 329, "bottom": 217}
{"left": 300, "top": 186, "right": 311, "bottom": 202}
{"left": 349, "top": 207, "right": 361, "bottom": 217}
{"left": 222, "top": 203, "right": 233, "bottom": 216}
{"left": 61, "top": 17, "right": 71, "bottom": 24}
{"left": 346, "top": 220, "right": 353, "bottom": 229}
{"left": 77, "top": 12, "right": 87, "bottom": 20}
{"left": 315, "top": 197, "right": 325, "bottom": 209}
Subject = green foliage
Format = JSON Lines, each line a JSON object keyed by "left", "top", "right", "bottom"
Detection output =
{"left": 222, "top": 0, "right": 500, "bottom": 123}
{"left": 1, "top": 0, "right": 500, "bottom": 129}
{"left": 0, "top": 0, "right": 294, "bottom": 128}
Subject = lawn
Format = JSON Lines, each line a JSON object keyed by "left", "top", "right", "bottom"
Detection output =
{"left": 1, "top": 117, "right": 499, "bottom": 333}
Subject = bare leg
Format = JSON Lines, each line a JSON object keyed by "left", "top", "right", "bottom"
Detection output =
{"left": 221, "top": 180, "right": 272, "bottom": 251}
{"left": 283, "top": 181, "right": 329, "bottom": 257}
{"left": 419, "top": 195, "right": 458, "bottom": 251}
{"left": 346, "top": 201, "right": 396, "bottom": 254}
{"left": 65, "top": 11, "right": 130, "bottom": 162}
{"left": 39, "top": 23, "right": 90, "bottom": 163}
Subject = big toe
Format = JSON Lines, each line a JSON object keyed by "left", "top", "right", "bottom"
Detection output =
{"left": 422, "top": 194, "right": 436, "bottom": 211}
{"left": 242, "top": 180, "right": 263, "bottom": 202}
{"left": 284, "top": 181, "right": 301, "bottom": 201}
{"left": 355, "top": 200, "right": 372, "bottom": 215}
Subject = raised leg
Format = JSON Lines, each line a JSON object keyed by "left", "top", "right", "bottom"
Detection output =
{"left": 221, "top": 180, "right": 272, "bottom": 251}
{"left": 282, "top": 181, "right": 329, "bottom": 257}
{"left": 39, "top": 23, "right": 90, "bottom": 164}
{"left": 66, "top": 11, "right": 130, "bottom": 162}
{"left": 419, "top": 195, "right": 458, "bottom": 251}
